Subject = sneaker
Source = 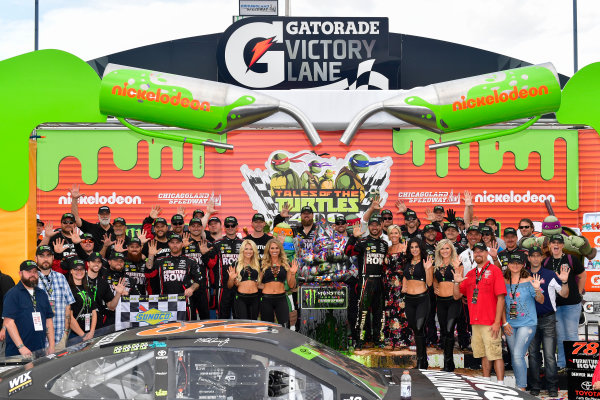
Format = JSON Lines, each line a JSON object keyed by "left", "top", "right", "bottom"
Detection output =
{"left": 529, "top": 389, "right": 540, "bottom": 396}
{"left": 548, "top": 390, "right": 559, "bottom": 398}
{"left": 557, "top": 367, "right": 568, "bottom": 375}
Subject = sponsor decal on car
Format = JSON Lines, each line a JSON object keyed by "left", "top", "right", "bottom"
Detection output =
{"left": 8, "top": 371, "right": 32, "bottom": 396}
{"left": 137, "top": 320, "right": 279, "bottom": 337}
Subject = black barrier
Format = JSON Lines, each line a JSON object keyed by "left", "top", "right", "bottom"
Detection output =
{"left": 565, "top": 340, "right": 600, "bottom": 399}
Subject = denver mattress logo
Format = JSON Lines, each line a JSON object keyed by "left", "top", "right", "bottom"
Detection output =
{"left": 9, "top": 371, "right": 32, "bottom": 395}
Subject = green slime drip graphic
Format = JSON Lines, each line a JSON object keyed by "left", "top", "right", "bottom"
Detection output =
{"left": 37, "top": 129, "right": 228, "bottom": 191}
{"left": 392, "top": 128, "right": 579, "bottom": 210}
{"left": 556, "top": 62, "right": 600, "bottom": 134}
{"left": 404, "top": 65, "right": 560, "bottom": 132}
{"left": 0, "top": 50, "right": 107, "bottom": 211}
{"left": 100, "top": 69, "right": 255, "bottom": 132}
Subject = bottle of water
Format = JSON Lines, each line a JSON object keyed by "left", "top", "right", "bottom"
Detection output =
{"left": 400, "top": 370, "right": 411, "bottom": 400}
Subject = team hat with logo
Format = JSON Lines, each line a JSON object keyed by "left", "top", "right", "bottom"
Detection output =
{"left": 113, "top": 217, "right": 126, "bottom": 225}
{"left": 208, "top": 217, "right": 221, "bottom": 224}
{"left": 504, "top": 227, "right": 518, "bottom": 237}
{"left": 549, "top": 234, "right": 564, "bottom": 243}
{"left": 404, "top": 210, "right": 417, "bottom": 220}
{"left": 224, "top": 216, "right": 238, "bottom": 226}
{"left": 423, "top": 224, "right": 436, "bottom": 232}
{"left": 167, "top": 233, "right": 183, "bottom": 242}
{"left": 480, "top": 226, "right": 494, "bottom": 235}
{"left": 433, "top": 206, "right": 444, "bottom": 213}
{"left": 193, "top": 209, "right": 205, "bottom": 217}
{"left": 61, "top": 213, "right": 75, "bottom": 222}
{"left": 87, "top": 252, "right": 103, "bottom": 262}
{"left": 252, "top": 213, "right": 265, "bottom": 222}
{"left": 189, "top": 218, "right": 203, "bottom": 226}
{"left": 381, "top": 209, "right": 393, "bottom": 217}
{"left": 529, "top": 246, "right": 543, "bottom": 256}
{"left": 80, "top": 233, "right": 95, "bottom": 241}
{"left": 154, "top": 217, "right": 168, "bottom": 226}
{"left": 20, "top": 260, "right": 38, "bottom": 271}
{"left": 171, "top": 214, "right": 185, "bottom": 225}
{"left": 335, "top": 215, "right": 347, "bottom": 225}
{"left": 109, "top": 252, "right": 126, "bottom": 260}
{"left": 368, "top": 214, "right": 381, "bottom": 224}
{"left": 65, "top": 257, "right": 86, "bottom": 270}
{"left": 443, "top": 222, "right": 458, "bottom": 232}
{"left": 467, "top": 225, "right": 481, "bottom": 233}
{"left": 36, "top": 245, "right": 53, "bottom": 255}
{"left": 301, "top": 205, "right": 314, "bottom": 214}
{"left": 129, "top": 237, "right": 142, "bottom": 246}
{"left": 472, "top": 242, "right": 487, "bottom": 251}
{"left": 508, "top": 252, "right": 526, "bottom": 264}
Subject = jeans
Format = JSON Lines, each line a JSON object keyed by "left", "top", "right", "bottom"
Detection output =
{"left": 505, "top": 325, "right": 536, "bottom": 389}
{"left": 528, "top": 313, "right": 558, "bottom": 392}
{"left": 556, "top": 303, "right": 581, "bottom": 368}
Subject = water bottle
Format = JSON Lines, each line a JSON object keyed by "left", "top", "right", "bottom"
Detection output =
{"left": 400, "top": 370, "right": 411, "bottom": 400}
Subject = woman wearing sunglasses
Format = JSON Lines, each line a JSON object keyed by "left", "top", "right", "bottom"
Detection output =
{"left": 481, "top": 226, "right": 505, "bottom": 253}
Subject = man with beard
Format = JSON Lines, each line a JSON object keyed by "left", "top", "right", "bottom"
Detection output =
{"left": 123, "top": 238, "right": 158, "bottom": 296}
{"left": 74, "top": 233, "right": 96, "bottom": 264}
{"left": 171, "top": 214, "right": 186, "bottom": 235}
{"left": 517, "top": 218, "right": 536, "bottom": 249}
{"left": 101, "top": 217, "right": 131, "bottom": 260}
{"left": 345, "top": 215, "right": 388, "bottom": 348}
{"left": 69, "top": 184, "right": 114, "bottom": 251}
{"left": 3, "top": 261, "right": 55, "bottom": 356}
{"left": 201, "top": 216, "right": 242, "bottom": 318}
{"left": 400, "top": 210, "right": 422, "bottom": 240}
{"left": 444, "top": 222, "right": 465, "bottom": 254}
{"left": 40, "top": 213, "right": 79, "bottom": 262}
{"left": 454, "top": 242, "right": 507, "bottom": 385}
{"left": 333, "top": 215, "right": 359, "bottom": 340}
{"left": 244, "top": 213, "right": 271, "bottom": 257}
{"left": 148, "top": 234, "right": 204, "bottom": 319}
{"left": 35, "top": 245, "right": 75, "bottom": 351}
{"left": 142, "top": 217, "right": 171, "bottom": 259}
{"left": 86, "top": 252, "right": 126, "bottom": 329}
{"left": 183, "top": 219, "right": 210, "bottom": 320}
{"left": 497, "top": 227, "right": 526, "bottom": 271}
{"left": 206, "top": 217, "right": 224, "bottom": 243}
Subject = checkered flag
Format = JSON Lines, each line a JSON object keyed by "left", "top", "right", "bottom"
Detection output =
{"left": 241, "top": 165, "right": 280, "bottom": 219}
{"left": 307, "top": 59, "right": 390, "bottom": 90}
{"left": 116, "top": 294, "right": 187, "bottom": 330}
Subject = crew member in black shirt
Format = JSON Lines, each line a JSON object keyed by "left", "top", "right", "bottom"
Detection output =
{"left": 244, "top": 213, "right": 271, "bottom": 257}
{"left": 86, "top": 252, "right": 126, "bottom": 329}
{"left": 400, "top": 210, "right": 422, "bottom": 240}
{"left": 183, "top": 219, "right": 209, "bottom": 320}
{"left": 142, "top": 218, "right": 171, "bottom": 258}
{"left": 497, "top": 227, "right": 527, "bottom": 271}
{"left": 70, "top": 184, "right": 114, "bottom": 251}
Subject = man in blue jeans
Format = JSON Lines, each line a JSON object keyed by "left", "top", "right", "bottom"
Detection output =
{"left": 527, "top": 246, "right": 570, "bottom": 397}
{"left": 542, "top": 234, "right": 586, "bottom": 371}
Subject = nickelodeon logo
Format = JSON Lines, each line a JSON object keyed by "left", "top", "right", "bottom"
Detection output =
{"left": 452, "top": 85, "right": 550, "bottom": 111}
{"left": 58, "top": 192, "right": 142, "bottom": 205}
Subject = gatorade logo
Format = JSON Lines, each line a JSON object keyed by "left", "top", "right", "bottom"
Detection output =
{"left": 590, "top": 274, "right": 600, "bottom": 286}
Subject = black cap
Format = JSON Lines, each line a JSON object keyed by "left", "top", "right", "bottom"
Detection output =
{"left": 443, "top": 222, "right": 458, "bottom": 232}
{"left": 252, "top": 213, "right": 265, "bottom": 222}
{"left": 466, "top": 225, "right": 480, "bottom": 233}
{"left": 484, "top": 217, "right": 496, "bottom": 225}
{"left": 80, "top": 232, "right": 94, "bottom": 241}
{"left": 61, "top": 213, "right": 75, "bottom": 222}
{"left": 433, "top": 205, "right": 444, "bottom": 213}
{"left": 20, "top": 260, "right": 37, "bottom": 271}
{"left": 472, "top": 242, "right": 487, "bottom": 251}
{"left": 167, "top": 233, "right": 183, "bottom": 242}
{"left": 154, "top": 217, "right": 168, "bottom": 226}
{"left": 423, "top": 224, "right": 436, "bottom": 232}
{"left": 335, "top": 215, "right": 347, "bottom": 225}
{"left": 193, "top": 209, "right": 205, "bottom": 217}
{"left": 189, "top": 218, "right": 203, "bottom": 226}
{"left": 36, "top": 245, "right": 53, "bottom": 255}
{"left": 87, "top": 252, "right": 103, "bottom": 262}
{"left": 480, "top": 226, "right": 494, "bottom": 235}
{"left": 113, "top": 217, "right": 126, "bottom": 225}
{"left": 529, "top": 246, "right": 543, "bottom": 256}
{"left": 301, "top": 205, "right": 314, "bottom": 214}
{"left": 109, "top": 252, "right": 126, "bottom": 260}
{"left": 381, "top": 209, "right": 393, "bottom": 216}
{"left": 404, "top": 210, "right": 417, "bottom": 220}
{"left": 65, "top": 257, "right": 86, "bottom": 270}
{"left": 504, "top": 227, "right": 518, "bottom": 237}
{"left": 549, "top": 234, "right": 564, "bottom": 243}
{"left": 37, "top": 219, "right": 44, "bottom": 226}
{"left": 455, "top": 217, "right": 465, "bottom": 223}
{"left": 208, "top": 216, "right": 221, "bottom": 224}
{"left": 98, "top": 206, "right": 111, "bottom": 214}
{"left": 129, "top": 237, "right": 142, "bottom": 246}
{"left": 224, "top": 216, "right": 238, "bottom": 226}
{"left": 368, "top": 214, "right": 381, "bottom": 224}
{"left": 171, "top": 214, "right": 184, "bottom": 224}
{"left": 508, "top": 252, "right": 526, "bottom": 264}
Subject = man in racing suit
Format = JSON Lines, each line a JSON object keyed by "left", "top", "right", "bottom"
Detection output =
{"left": 345, "top": 214, "right": 388, "bottom": 349}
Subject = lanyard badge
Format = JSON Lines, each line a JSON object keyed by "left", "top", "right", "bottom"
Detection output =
{"left": 471, "top": 288, "right": 479, "bottom": 304}
{"left": 509, "top": 302, "right": 518, "bottom": 319}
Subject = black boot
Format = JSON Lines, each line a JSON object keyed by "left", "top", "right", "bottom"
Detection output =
{"left": 442, "top": 337, "right": 455, "bottom": 372}
{"left": 415, "top": 336, "right": 428, "bottom": 369}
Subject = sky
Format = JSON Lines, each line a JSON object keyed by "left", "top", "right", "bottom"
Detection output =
{"left": 1, "top": 0, "right": 599, "bottom": 77}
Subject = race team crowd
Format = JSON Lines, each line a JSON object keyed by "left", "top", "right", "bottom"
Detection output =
{"left": 0, "top": 185, "right": 586, "bottom": 397}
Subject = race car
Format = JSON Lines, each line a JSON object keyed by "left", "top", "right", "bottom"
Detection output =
{"left": 0, "top": 319, "right": 538, "bottom": 399}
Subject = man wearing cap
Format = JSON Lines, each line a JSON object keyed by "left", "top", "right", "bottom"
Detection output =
{"left": 183, "top": 218, "right": 210, "bottom": 320}
{"left": 3, "top": 261, "right": 55, "bottom": 356}
{"left": 123, "top": 238, "right": 157, "bottom": 296}
{"left": 201, "top": 216, "right": 243, "bottom": 318}
{"left": 527, "top": 245, "right": 570, "bottom": 397}
{"left": 497, "top": 227, "right": 526, "bottom": 271}
{"left": 400, "top": 209, "right": 423, "bottom": 241}
{"left": 332, "top": 215, "right": 359, "bottom": 334}
{"left": 142, "top": 216, "right": 171, "bottom": 259}
{"left": 484, "top": 218, "right": 506, "bottom": 250}
{"left": 40, "top": 213, "right": 79, "bottom": 262}
{"left": 100, "top": 217, "right": 131, "bottom": 260}
{"left": 443, "top": 222, "right": 465, "bottom": 254}
{"left": 69, "top": 184, "right": 114, "bottom": 251}
{"left": 459, "top": 226, "right": 498, "bottom": 276}
{"left": 429, "top": 205, "right": 446, "bottom": 236}
{"left": 206, "top": 217, "right": 223, "bottom": 243}
{"left": 86, "top": 252, "right": 125, "bottom": 329}
{"left": 274, "top": 203, "right": 318, "bottom": 242}
{"left": 192, "top": 209, "right": 205, "bottom": 220}
{"left": 453, "top": 242, "right": 507, "bottom": 385}
{"left": 244, "top": 213, "right": 272, "bottom": 257}
{"left": 345, "top": 214, "right": 388, "bottom": 348}
{"left": 543, "top": 234, "right": 586, "bottom": 370}
{"left": 74, "top": 233, "right": 97, "bottom": 264}
{"left": 148, "top": 234, "right": 204, "bottom": 318}
{"left": 171, "top": 214, "right": 186, "bottom": 236}
{"left": 35, "top": 245, "right": 75, "bottom": 351}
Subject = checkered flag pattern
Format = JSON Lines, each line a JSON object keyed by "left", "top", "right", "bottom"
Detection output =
{"left": 240, "top": 165, "right": 279, "bottom": 219}
{"left": 307, "top": 59, "right": 389, "bottom": 90}
{"left": 116, "top": 294, "right": 187, "bottom": 330}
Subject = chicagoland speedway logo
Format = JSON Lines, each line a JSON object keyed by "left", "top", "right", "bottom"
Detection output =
{"left": 217, "top": 17, "right": 396, "bottom": 90}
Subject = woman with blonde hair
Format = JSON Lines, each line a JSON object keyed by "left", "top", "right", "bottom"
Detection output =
{"left": 433, "top": 239, "right": 463, "bottom": 371}
{"left": 259, "top": 239, "right": 298, "bottom": 327}
{"left": 227, "top": 239, "right": 261, "bottom": 320}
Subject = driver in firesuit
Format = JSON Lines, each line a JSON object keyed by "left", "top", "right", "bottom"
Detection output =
{"left": 345, "top": 214, "right": 389, "bottom": 349}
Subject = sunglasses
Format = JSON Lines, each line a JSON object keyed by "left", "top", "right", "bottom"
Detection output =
{"left": 519, "top": 225, "right": 531, "bottom": 229}
{"left": 62, "top": 220, "right": 74, "bottom": 224}
{"left": 225, "top": 224, "right": 237, "bottom": 228}
{"left": 172, "top": 222, "right": 184, "bottom": 226}
{"left": 82, "top": 239, "right": 94, "bottom": 243}
{"left": 382, "top": 216, "right": 393, "bottom": 221}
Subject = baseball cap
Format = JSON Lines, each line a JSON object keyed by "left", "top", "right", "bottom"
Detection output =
{"left": 484, "top": 217, "right": 497, "bottom": 225}
{"left": 508, "top": 252, "right": 526, "bottom": 264}
{"left": 404, "top": 210, "right": 417, "bottom": 220}
{"left": 466, "top": 225, "right": 480, "bottom": 233}
{"left": 480, "top": 226, "right": 494, "bottom": 235}
{"left": 443, "top": 222, "right": 458, "bottom": 232}
{"left": 109, "top": 252, "right": 126, "bottom": 260}
{"left": 423, "top": 224, "right": 436, "bottom": 232}
{"left": 37, "top": 219, "right": 44, "bottom": 226}
{"left": 80, "top": 232, "right": 95, "bottom": 241}
{"left": 87, "top": 252, "right": 103, "bottom": 262}
{"left": 61, "top": 213, "right": 75, "bottom": 222}
{"left": 549, "top": 234, "right": 564, "bottom": 243}
{"left": 208, "top": 216, "right": 221, "bottom": 224}
{"left": 504, "top": 227, "right": 518, "bottom": 237}
{"left": 20, "top": 260, "right": 38, "bottom": 271}
{"left": 381, "top": 209, "right": 393, "bottom": 216}
{"left": 36, "top": 245, "right": 53, "bottom": 255}
{"left": 252, "top": 213, "right": 265, "bottom": 222}
{"left": 129, "top": 237, "right": 142, "bottom": 246}
{"left": 224, "top": 216, "right": 238, "bottom": 226}
{"left": 193, "top": 209, "right": 205, "bottom": 217}
{"left": 529, "top": 246, "right": 543, "bottom": 256}
{"left": 154, "top": 217, "right": 168, "bottom": 226}
{"left": 301, "top": 205, "right": 314, "bottom": 214}
{"left": 65, "top": 257, "right": 86, "bottom": 270}
{"left": 433, "top": 205, "right": 444, "bottom": 213}
{"left": 455, "top": 217, "right": 465, "bottom": 223}
{"left": 335, "top": 215, "right": 347, "bottom": 225}
{"left": 472, "top": 242, "right": 487, "bottom": 251}
{"left": 368, "top": 214, "right": 381, "bottom": 224}
{"left": 167, "top": 233, "right": 183, "bottom": 242}
{"left": 171, "top": 214, "right": 185, "bottom": 225}
{"left": 98, "top": 206, "right": 111, "bottom": 214}
{"left": 189, "top": 218, "right": 203, "bottom": 226}
{"left": 113, "top": 217, "right": 126, "bottom": 225}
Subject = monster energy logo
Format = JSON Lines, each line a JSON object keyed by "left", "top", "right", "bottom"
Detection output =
{"left": 300, "top": 286, "right": 348, "bottom": 310}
